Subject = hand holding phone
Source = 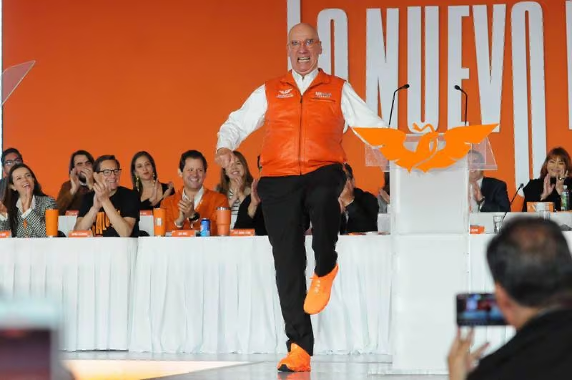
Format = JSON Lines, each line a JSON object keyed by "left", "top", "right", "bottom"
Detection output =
{"left": 456, "top": 293, "right": 506, "bottom": 326}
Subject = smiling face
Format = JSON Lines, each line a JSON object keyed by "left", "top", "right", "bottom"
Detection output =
{"left": 134, "top": 155, "right": 154, "bottom": 182}
{"left": 10, "top": 167, "right": 35, "bottom": 196}
{"left": 288, "top": 23, "right": 322, "bottom": 77}
{"left": 224, "top": 157, "right": 245, "bottom": 180}
{"left": 180, "top": 158, "right": 206, "bottom": 191}
{"left": 546, "top": 156, "right": 566, "bottom": 178}
{"left": 98, "top": 159, "right": 121, "bottom": 191}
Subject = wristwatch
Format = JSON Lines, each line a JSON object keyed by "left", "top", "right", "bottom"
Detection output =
{"left": 188, "top": 212, "right": 201, "bottom": 223}
{"left": 477, "top": 197, "right": 485, "bottom": 205}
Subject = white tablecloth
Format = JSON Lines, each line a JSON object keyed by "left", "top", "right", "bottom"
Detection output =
{"left": 129, "top": 235, "right": 392, "bottom": 355}
{"left": 0, "top": 238, "right": 137, "bottom": 351}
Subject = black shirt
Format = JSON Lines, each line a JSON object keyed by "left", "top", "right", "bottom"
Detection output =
{"left": 522, "top": 177, "right": 572, "bottom": 211}
{"left": 138, "top": 182, "right": 171, "bottom": 211}
{"left": 468, "top": 309, "right": 572, "bottom": 379}
{"left": 78, "top": 186, "right": 140, "bottom": 237}
{"left": 234, "top": 195, "right": 267, "bottom": 236}
{"left": 339, "top": 188, "right": 379, "bottom": 234}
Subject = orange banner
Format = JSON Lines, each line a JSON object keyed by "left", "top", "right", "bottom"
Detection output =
{"left": 2, "top": 0, "right": 571, "bottom": 211}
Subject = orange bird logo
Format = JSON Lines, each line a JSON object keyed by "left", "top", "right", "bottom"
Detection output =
{"left": 353, "top": 123, "right": 497, "bottom": 172}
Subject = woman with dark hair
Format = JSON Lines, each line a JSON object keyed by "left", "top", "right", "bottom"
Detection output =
{"left": 215, "top": 151, "right": 253, "bottom": 215}
{"left": 130, "top": 151, "right": 173, "bottom": 210}
{"left": 522, "top": 147, "right": 572, "bottom": 211}
{"left": 0, "top": 163, "right": 57, "bottom": 237}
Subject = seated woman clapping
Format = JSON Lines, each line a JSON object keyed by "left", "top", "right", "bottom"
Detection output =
{"left": 130, "top": 151, "right": 174, "bottom": 211}
{"left": 0, "top": 163, "right": 57, "bottom": 237}
{"left": 215, "top": 151, "right": 253, "bottom": 215}
{"left": 522, "top": 147, "right": 572, "bottom": 211}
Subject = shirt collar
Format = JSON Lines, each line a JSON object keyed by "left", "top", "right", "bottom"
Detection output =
{"left": 292, "top": 68, "right": 319, "bottom": 94}
{"left": 16, "top": 195, "right": 35, "bottom": 213}
{"left": 182, "top": 186, "right": 204, "bottom": 206}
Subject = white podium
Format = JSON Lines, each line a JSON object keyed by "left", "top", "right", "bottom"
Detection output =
{"left": 366, "top": 135, "right": 496, "bottom": 373}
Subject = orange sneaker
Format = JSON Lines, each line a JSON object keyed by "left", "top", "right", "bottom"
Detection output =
{"left": 304, "top": 264, "right": 339, "bottom": 315}
{"left": 277, "top": 343, "right": 311, "bottom": 372}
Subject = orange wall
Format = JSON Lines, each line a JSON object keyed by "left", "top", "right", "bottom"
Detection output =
{"left": 3, "top": 0, "right": 571, "bottom": 207}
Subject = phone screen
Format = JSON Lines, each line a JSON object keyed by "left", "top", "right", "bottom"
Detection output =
{"left": 456, "top": 293, "right": 507, "bottom": 326}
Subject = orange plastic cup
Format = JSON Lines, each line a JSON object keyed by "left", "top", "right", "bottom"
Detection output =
{"left": 45, "top": 209, "right": 59, "bottom": 237}
{"left": 216, "top": 207, "right": 231, "bottom": 236}
{"left": 153, "top": 208, "right": 166, "bottom": 237}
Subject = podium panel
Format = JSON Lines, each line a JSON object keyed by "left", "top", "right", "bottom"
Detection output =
{"left": 391, "top": 159, "right": 469, "bottom": 234}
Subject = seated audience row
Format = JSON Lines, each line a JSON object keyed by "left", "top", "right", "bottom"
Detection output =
{"left": 3, "top": 145, "right": 572, "bottom": 237}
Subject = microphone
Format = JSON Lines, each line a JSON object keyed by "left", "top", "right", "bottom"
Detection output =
{"left": 503, "top": 183, "right": 524, "bottom": 221}
{"left": 388, "top": 84, "right": 410, "bottom": 127}
{"left": 454, "top": 84, "right": 468, "bottom": 126}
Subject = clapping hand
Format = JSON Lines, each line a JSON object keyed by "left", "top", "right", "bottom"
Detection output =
{"left": 541, "top": 175, "right": 556, "bottom": 200}
{"left": 555, "top": 170, "right": 568, "bottom": 195}
{"left": 70, "top": 168, "right": 80, "bottom": 195}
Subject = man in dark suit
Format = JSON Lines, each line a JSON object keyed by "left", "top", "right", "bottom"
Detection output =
{"left": 468, "top": 150, "right": 510, "bottom": 213}
{"left": 338, "top": 163, "right": 378, "bottom": 234}
{"left": 448, "top": 218, "right": 572, "bottom": 379}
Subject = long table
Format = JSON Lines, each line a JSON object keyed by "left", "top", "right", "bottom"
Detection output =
{"left": 0, "top": 235, "right": 392, "bottom": 355}
{"left": 3, "top": 229, "right": 562, "bottom": 370}
{"left": 0, "top": 238, "right": 137, "bottom": 351}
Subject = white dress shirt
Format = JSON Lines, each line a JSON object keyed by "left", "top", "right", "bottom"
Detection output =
{"left": 470, "top": 178, "right": 484, "bottom": 212}
{"left": 216, "top": 68, "right": 387, "bottom": 150}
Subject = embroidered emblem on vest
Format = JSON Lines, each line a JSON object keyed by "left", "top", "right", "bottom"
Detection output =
{"left": 277, "top": 88, "right": 294, "bottom": 98}
{"left": 314, "top": 91, "right": 332, "bottom": 98}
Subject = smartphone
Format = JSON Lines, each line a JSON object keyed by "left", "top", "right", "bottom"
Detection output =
{"left": 550, "top": 176, "right": 557, "bottom": 185}
{"left": 456, "top": 293, "right": 506, "bottom": 326}
{"left": 0, "top": 299, "right": 60, "bottom": 379}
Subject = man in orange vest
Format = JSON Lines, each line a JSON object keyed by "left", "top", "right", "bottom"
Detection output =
{"left": 215, "top": 23, "right": 387, "bottom": 372}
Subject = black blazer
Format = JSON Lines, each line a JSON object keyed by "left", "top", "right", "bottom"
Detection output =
{"left": 522, "top": 177, "right": 572, "bottom": 212}
{"left": 468, "top": 309, "right": 572, "bottom": 379}
{"left": 479, "top": 177, "right": 510, "bottom": 213}
{"left": 234, "top": 194, "right": 267, "bottom": 236}
{"left": 340, "top": 188, "right": 379, "bottom": 234}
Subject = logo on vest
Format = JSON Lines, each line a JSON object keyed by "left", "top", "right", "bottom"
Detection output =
{"left": 277, "top": 89, "right": 294, "bottom": 98}
{"left": 314, "top": 91, "right": 332, "bottom": 98}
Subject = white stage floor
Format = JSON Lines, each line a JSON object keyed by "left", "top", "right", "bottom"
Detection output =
{"left": 61, "top": 351, "right": 445, "bottom": 380}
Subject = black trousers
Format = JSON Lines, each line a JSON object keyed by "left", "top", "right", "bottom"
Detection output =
{"left": 257, "top": 164, "right": 346, "bottom": 356}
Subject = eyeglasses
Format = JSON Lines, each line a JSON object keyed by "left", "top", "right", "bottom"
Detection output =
{"left": 4, "top": 158, "right": 22, "bottom": 167}
{"left": 97, "top": 168, "right": 122, "bottom": 177}
{"left": 288, "top": 39, "right": 320, "bottom": 49}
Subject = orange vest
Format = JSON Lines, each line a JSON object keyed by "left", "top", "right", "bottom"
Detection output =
{"left": 161, "top": 188, "right": 229, "bottom": 234}
{"left": 260, "top": 69, "right": 346, "bottom": 177}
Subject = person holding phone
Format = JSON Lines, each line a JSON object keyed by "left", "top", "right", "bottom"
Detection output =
{"left": 56, "top": 150, "right": 95, "bottom": 215}
{"left": 521, "top": 147, "right": 572, "bottom": 211}
{"left": 448, "top": 218, "right": 572, "bottom": 379}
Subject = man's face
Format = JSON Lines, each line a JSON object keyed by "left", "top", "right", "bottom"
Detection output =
{"left": 73, "top": 154, "right": 93, "bottom": 183}
{"left": 96, "top": 160, "right": 121, "bottom": 191}
{"left": 2, "top": 152, "right": 22, "bottom": 177}
{"left": 288, "top": 24, "right": 322, "bottom": 77}
{"left": 180, "top": 158, "right": 206, "bottom": 191}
